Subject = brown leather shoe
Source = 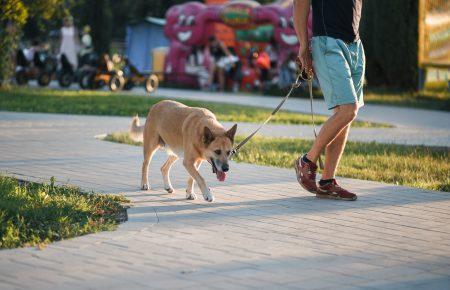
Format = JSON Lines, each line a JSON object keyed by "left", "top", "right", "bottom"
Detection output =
{"left": 316, "top": 180, "right": 357, "bottom": 201}
{"left": 294, "top": 156, "right": 318, "bottom": 193}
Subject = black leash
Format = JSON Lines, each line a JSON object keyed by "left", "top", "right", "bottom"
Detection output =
{"left": 229, "top": 67, "right": 324, "bottom": 170}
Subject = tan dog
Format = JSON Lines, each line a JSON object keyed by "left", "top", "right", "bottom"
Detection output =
{"left": 129, "top": 100, "right": 237, "bottom": 202}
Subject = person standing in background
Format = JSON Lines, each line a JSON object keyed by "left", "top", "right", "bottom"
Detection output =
{"left": 59, "top": 16, "right": 79, "bottom": 68}
{"left": 80, "top": 26, "right": 92, "bottom": 55}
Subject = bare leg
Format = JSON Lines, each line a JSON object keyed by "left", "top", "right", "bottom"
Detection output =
{"left": 321, "top": 123, "right": 351, "bottom": 179}
{"left": 183, "top": 159, "right": 213, "bottom": 202}
{"left": 186, "top": 160, "right": 202, "bottom": 200}
{"left": 161, "top": 155, "right": 178, "bottom": 193}
{"left": 307, "top": 104, "right": 358, "bottom": 163}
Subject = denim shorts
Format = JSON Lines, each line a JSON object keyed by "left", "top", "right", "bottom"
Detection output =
{"left": 311, "top": 36, "right": 365, "bottom": 110}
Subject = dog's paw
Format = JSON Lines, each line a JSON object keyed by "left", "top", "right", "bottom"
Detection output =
{"left": 186, "top": 191, "right": 197, "bottom": 200}
{"left": 202, "top": 188, "right": 214, "bottom": 202}
{"left": 141, "top": 183, "right": 150, "bottom": 190}
{"left": 165, "top": 187, "right": 174, "bottom": 194}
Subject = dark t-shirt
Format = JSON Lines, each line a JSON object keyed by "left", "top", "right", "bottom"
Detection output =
{"left": 312, "top": 0, "right": 363, "bottom": 43}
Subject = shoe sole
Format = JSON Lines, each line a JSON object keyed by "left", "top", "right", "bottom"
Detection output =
{"left": 316, "top": 192, "right": 357, "bottom": 201}
{"left": 293, "top": 159, "right": 317, "bottom": 194}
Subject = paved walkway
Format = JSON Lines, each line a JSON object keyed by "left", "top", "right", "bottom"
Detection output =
{"left": 1, "top": 111, "right": 450, "bottom": 290}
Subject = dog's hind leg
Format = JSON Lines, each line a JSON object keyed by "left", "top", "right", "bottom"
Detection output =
{"left": 161, "top": 155, "right": 178, "bottom": 193}
{"left": 141, "top": 136, "right": 159, "bottom": 191}
{"left": 186, "top": 160, "right": 202, "bottom": 200}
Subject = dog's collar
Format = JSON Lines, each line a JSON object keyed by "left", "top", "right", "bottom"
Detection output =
{"left": 210, "top": 158, "right": 218, "bottom": 174}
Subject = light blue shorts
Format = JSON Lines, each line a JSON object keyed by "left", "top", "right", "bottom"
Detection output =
{"left": 311, "top": 36, "right": 365, "bottom": 110}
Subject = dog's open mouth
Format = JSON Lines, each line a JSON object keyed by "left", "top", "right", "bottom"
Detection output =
{"left": 216, "top": 170, "right": 226, "bottom": 182}
{"left": 211, "top": 158, "right": 226, "bottom": 182}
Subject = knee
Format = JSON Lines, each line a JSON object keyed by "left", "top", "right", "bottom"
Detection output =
{"left": 339, "top": 104, "right": 358, "bottom": 123}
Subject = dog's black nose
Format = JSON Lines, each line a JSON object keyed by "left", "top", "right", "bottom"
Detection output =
{"left": 222, "top": 164, "right": 229, "bottom": 172}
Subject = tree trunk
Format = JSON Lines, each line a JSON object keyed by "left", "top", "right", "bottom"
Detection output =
{"left": 0, "top": 22, "right": 19, "bottom": 88}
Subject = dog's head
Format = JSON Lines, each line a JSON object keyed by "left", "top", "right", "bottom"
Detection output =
{"left": 203, "top": 124, "right": 237, "bottom": 182}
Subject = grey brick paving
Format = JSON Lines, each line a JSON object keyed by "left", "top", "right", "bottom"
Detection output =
{"left": 0, "top": 111, "right": 450, "bottom": 290}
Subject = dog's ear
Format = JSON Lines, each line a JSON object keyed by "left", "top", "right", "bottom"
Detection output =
{"left": 203, "top": 127, "right": 215, "bottom": 145}
{"left": 225, "top": 124, "right": 238, "bottom": 143}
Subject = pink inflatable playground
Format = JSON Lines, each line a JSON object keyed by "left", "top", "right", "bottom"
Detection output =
{"left": 163, "top": 0, "right": 312, "bottom": 90}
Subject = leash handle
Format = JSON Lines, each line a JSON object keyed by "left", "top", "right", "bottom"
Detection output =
{"left": 296, "top": 56, "right": 314, "bottom": 81}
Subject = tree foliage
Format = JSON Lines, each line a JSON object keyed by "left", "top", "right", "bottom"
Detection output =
{"left": 360, "top": 0, "right": 419, "bottom": 89}
{"left": 0, "top": 0, "right": 66, "bottom": 87}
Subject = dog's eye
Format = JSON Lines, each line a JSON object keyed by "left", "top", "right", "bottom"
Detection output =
{"left": 214, "top": 150, "right": 221, "bottom": 155}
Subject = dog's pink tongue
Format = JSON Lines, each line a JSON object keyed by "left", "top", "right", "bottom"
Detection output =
{"left": 216, "top": 171, "right": 226, "bottom": 182}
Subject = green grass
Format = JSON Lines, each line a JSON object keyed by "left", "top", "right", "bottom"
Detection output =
{"left": 363, "top": 89, "right": 450, "bottom": 111}
{"left": 103, "top": 132, "right": 450, "bottom": 192}
{"left": 0, "top": 87, "right": 388, "bottom": 128}
{"left": 271, "top": 86, "right": 450, "bottom": 111}
{"left": 0, "top": 176, "right": 129, "bottom": 249}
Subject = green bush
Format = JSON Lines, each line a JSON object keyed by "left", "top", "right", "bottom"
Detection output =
{"left": 360, "top": 0, "right": 419, "bottom": 90}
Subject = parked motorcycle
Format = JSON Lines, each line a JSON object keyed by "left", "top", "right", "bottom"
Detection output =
{"left": 15, "top": 49, "right": 57, "bottom": 86}
{"left": 78, "top": 53, "right": 125, "bottom": 91}
{"left": 122, "top": 57, "right": 159, "bottom": 93}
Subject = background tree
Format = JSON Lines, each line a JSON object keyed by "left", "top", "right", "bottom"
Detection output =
{"left": 359, "top": 0, "right": 418, "bottom": 89}
{"left": 0, "top": 0, "right": 28, "bottom": 87}
{"left": 0, "top": 0, "right": 65, "bottom": 87}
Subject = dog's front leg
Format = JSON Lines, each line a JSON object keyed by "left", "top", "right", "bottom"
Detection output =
{"left": 183, "top": 159, "right": 213, "bottom": 202}
{"left": 186, "top": 160, "right": 202, "bottom": 200}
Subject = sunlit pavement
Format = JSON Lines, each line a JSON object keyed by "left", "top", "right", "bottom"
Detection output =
{"left": 0, "top": 111, "right": 449, "bottom": 290}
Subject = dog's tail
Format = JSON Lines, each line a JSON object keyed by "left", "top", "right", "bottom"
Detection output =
{"left": 129, "top": 114, "right": 144, "bottom": 142}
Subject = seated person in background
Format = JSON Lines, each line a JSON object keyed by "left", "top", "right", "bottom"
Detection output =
{"left": 224, "top": 47, "right": 242, "bottom": 93}
{"left": 255, "top": 48, "right": 271, "bottom": 92}
{"left": 80, "top": 25, "right": 93, "bottom": 57}
{"left": 185, "top": 45, "right": 211, "bottom": 90}
{"left": 278, "top": 52, "right": 297, "bottom": 89}
{"left": 265, "top": 40, "right": 278, "bottom": 79}
{"left": 208, "top": 36, "right": 232, "bottom": 91}
{"left": 99, "top": 53, "right": 114, "bottom": 72}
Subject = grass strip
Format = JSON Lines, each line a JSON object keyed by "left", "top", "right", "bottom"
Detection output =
{"left": 0, "top": 87, "right": 389, "bottom": 128}
{"left": 0, "top": 176, "right": 129, "bottom": 249}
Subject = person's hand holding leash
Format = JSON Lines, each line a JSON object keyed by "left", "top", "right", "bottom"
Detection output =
{"left": 296, "top": 47, "right": 313, "bottom": 81}
{"left": 298, "top": 45, "right": 313, "bottom": 76}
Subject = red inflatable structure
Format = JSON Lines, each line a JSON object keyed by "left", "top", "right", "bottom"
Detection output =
{"left": 164, "top": 0, "right": 312, "bottom": 87}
